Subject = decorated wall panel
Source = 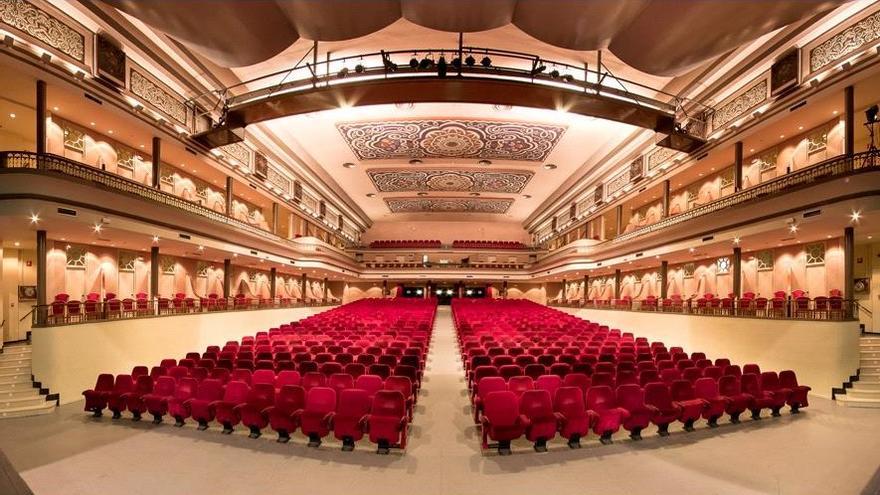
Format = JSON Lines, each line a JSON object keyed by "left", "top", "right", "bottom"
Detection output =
{"left": 0, "top": 0, "right": 88, "bottom": 66}
{"left": 808, "top": 8, "right": 880, "bottom": 75}
{"left": 128, "top": 65, "right": 187, "bottom": 126}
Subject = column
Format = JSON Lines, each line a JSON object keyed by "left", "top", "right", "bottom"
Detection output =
{"left": 223, "top": 258, "right": 231, "bottom": 297}
{"left": 583, "top": 274, "right": 589, "bottom": 302}
{"left": 502, "top": 280, "right": 508, "bottom": 299}
{"left": 734, "top": 141, "right": 743, "bottom": 192}
{"left": 382, "top": 279, "right": 388, "bottom": 297}
{"left": 662, "top": 180, "right": 671, "bottom": 218}
{"left": 35, "top": 230, "right": 47, "bottom": 325}
{"left": 151, "top": 137, "right": 161, "bottom": 189}
{"left": 614, "top": 269, "right": 621, "bottom": 300}
{"left": 269, "top": 267, "right": 277, "bottom": 300}
{"left": 323, "top": 277, "right": 328, "bottom": 302}
{"left": 732, "top": 247, "right": 742, "bottom": 298}
{"left": 615, "top": 205, "right": 623, "bottom": 237}
{"left": 660, "top": 261, "right": 668, "bottom": 299}
{"left": 225, "top": 176, "right": 234, "bottom": 215}
{"left": 272, "top": 202, "right": 280, "bottom": 234}
{"left": 301, "top": 273, "right": 308, "bottom": 302}
{"left": 150, "top": 246, "right": 159, "bottom": 299}
{"left": 35, "top": 80, "right": 46, "bottom": 158}
{"left": 562, "top": 278, "right": 567, "bottom": 302}
{"left": 845, "top": 85, "right": 855, "bottom": 158}
{"left": 844, "top": 227, "right": 854, "bottom": 303}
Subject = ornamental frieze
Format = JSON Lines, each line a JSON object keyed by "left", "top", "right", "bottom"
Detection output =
{"left": 385, "top": 197, "right": 513, "bottom": 214}
{"left": 0, "top": 0, "right": 85, "bottom": 62}
{"left": 130, "top": 68, "right": 187, "bottom": 125}
{"left": 810, "top": 10, "right": 880, "bottom": 73}
{"left": 368, "top": 169, "right": 532, "bottom": 193}
{"left": 711, "top": 79, "right": 767, "bottom": 131}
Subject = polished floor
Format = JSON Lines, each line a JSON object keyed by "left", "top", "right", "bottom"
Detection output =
{"left": 1, "top": 307, "right": 879, "bottom": 495}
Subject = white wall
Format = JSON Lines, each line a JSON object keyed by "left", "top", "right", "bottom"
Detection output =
{"left": 32, "top": 306, "right": 332, "bottom": 404}
{"left": 562, "top": 308, "right": 860, "bottom": 399}
{"left": 1, "top": 247, "right": 37, "bottom": 345}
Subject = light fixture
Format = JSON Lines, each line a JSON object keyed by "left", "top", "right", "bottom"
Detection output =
{"left": 152, "top": 236, "right": 160, "bottom": 243}
{"left": 543, "top": 163, "right": 557, "bottom": 170}
{"left": 851, "top": 210, "right": 862, "bottom": 222}
{"left": 198, "top": 245, "right": 204, "bottom": 251}
{"left": 409, "top": 54, "right": 419, "bottom": 69}
{"left": 809, "top": 78, "right": 820, "bottom": 88}
{"left": 689, "top": 248, "right": 695, "bottom": 253}
{"left": 469, "top": 192, "right": 481, "bottom": 196}
{"left": 233, "top": 253, "right": 238, "bottom": 257}
{"left": 366, "top": 193, "right": 376, "bottom": 198}
{"left": 336, "top": 67, "right": 349, "bottom": 78}
{"left": 789, "top": 223, "right": 799, "bottom": 233}
{"left": 89, "top": 122, "right": 95, "bottom": 126}
{"left": 437, "top": 55, "right": 447, "bottom": 77}
{"left": 40, "top": 52, "right": 52, "bottom": 63}
{"left": 416, "top": 192, "right": 429, "bottom": 196}
{"left": 52, "top": 106, "right": 59, "bottom": 111}
{"left": 108, "top": 130, "right": 114, "bottom": 134}
{"left": 480, "top": 56, "right": 492, "bottom": 67}
{"left": 8, "top": 113, "right": 15, "bottom": 119}
{"left": 29, "top": 213, "right": 39, "bottom": 224}
{"left": 522, "top": 194, "right": 531, "bottom": 199}
{"left": 465, "top": 54, "right": 476, "bottom": 67}
{"left": 342, "top": 162, "right": 356, "bottom": 169}
{"left": 13, "top": 241, "right": 20, "bottom": 247}
{"left": 478, "top": 159, "right": 491, "bottom": 166}
{"left": 93, "top": 224, "right": 102, "bottom": 233}
{"left": 779, "top": 134, "right": 785, "bottom": 139}
{"left": 419, "top": 55, "right": 433, "bottom": 70}
{"left": 354, "top": 63, "right": 365, "bottom": 74}
{"left": 733, "top": 237, "right": 740, "bottom": 244}
{"left": 409, "top": 159, "right": 423, "bottom": 165}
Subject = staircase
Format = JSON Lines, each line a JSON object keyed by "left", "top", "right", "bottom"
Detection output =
{"left": 0, "top": 343, "right": 56, "bottom": 418}
{"left": 837, "top": 335, "right": 880, "bottom": 408}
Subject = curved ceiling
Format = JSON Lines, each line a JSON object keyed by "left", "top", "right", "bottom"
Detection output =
{"left": 101, "top": 0, "right": 848, "bottom": 76}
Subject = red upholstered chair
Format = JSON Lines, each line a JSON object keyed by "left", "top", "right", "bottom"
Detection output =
{"left": 384, "top": 375, "right": 414, "bottom": 421}
{"left": 743, "top": 364, "right": 761, "bottom": 376}
{"left": 330, "top": 388, "right": 372, "bottom": 451}
{"left": 123, "top": 375, "right": 154, "bottom": 421}
{"left": 365, "top": 390, "right": 409, "bottom": 454}
{"left": 741, "top": 373, "right": 775, "bottom": 420}
{"left": 507, "top": 375, "right": 534, "bottom": 398}
{"left": 670, "top": 380, "right": 707, "bottom": 431}
{"left": 237, "top": 383, "right": 276, "bottom": 438}
{"left": 266, "top": 385, "right": 306, "bottom": 443}
{"left": 82, "top": 373, "right": 115, "bottom": 417}
{"left": 518, "top": 389, "right": 558, "bottom": 452}
{"left": 188, "top": 378, "right": 226, "bottom": 430}
{"left": 473, "top": 376, "right": 507, "bottom": 424}
{"left": 616, "top": 384, "right": 655, "bottom": 441}
{"left": 214, "top": 380, "right": 251, "bottom": 434}
{"left": 297, "top": 387, "right": 337, "bottom": 447}
{"left": 779, "top": 370, "right": 810, "bottom": 413}
{"left": 694, "top": 378, "right": 729, "bottom": 428}
{"left": 644, "top": 382, "right": 681, "bottom": 436}
{"left": 355, "top": 374, "right": 384, "bottom": 400}
{"left": 718, "top": 375, "right": 753, "bottom": 424}
{"left": 167, "top": 377, "right": 199, "bottom": 427}
{"left": 554, "top": 386, "right": 597, "bottom": 449}
{"left": 106, "top": 374, "right": 135, "bottom": 419}
{"left": 759, "top": 372, "right": 792, "bottom": 417}
{"left": 480, "top": 391, "right": 528, "bottom": 456}
{"left": 562, "top": 373, "right": 590, "bottom": 396}
{"left": 586, "top": 385, "right": 630, "bottom": 444}
{"left": 143, "top": 376, "right": 177, "bottom": 423}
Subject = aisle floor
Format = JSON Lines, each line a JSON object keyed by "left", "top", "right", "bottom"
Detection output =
{"left": 1, "top": 307, "right": 879, "bottom": 495}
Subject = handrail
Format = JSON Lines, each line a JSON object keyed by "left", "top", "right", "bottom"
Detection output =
{"left": 0, "top": 151, "right": 355, "bottom": 251}
{"left": 600, "top": 150, "right": 876, "bottom": 245}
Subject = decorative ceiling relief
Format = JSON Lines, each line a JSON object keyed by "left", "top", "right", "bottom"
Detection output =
{"left": 810, "top": 10, "right": 880, "bottom": 74}
{"left": 0, "top": 0, "right": 85, "bottom": 63}
{"left": 129, "top": 68, "right": 187, "bottom": 125}
{"left": 385, "top": 197, "right": 513, "bottom": 214}
{"left": 337, "top": 120, "right": 566, "bottom": 161}
{"left": 368, "top": 169, "right": 533, "bottom": 193}
{"left": 711, "top": 78, "right": 768, "bottom": 131}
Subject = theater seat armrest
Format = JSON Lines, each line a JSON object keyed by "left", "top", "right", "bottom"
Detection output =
{"left": 644, "top": 404, "right": 660, "bottom": 415}
{"left": 362, "top": 414, "right": 371, "bottom": 432}
{"left": 324, "top": 412, "right": 335, "bottom": 428}
{"left": 553, "top": 412, "right": 566, "bottom": 423}
{"left": 616, "top": 407, "right": 631, "bottom": 420}
{"left": 232, "top": 403, "right": 247, "bottom": 412}
{"left": 518, "top": 414, "right": 531, "bottom": 427}
{"left": 261, "top": 406, "right": 275, "bottom": 416}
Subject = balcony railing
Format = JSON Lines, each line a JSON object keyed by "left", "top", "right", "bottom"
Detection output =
{"left": 0, "top": 151, "right": 354, "bottom": 251}
{"left": 550, "top": 297, "right": 858, "bottom": 321}
{"left": 612, "top": 150, "right": 877, "bottom": 244}
{"left": 32, "top": 296, "right": 340, "bottom": 328}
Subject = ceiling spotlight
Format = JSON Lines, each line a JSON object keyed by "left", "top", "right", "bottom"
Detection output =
{"left": 469, "top": 192, "right": 481, "bottom": 196}
{"left": 8, "top": 113, "right": 15, "bottom": 119}
{"left": 366, "top": 193, "right": 376, "bottom": 198}
{"left": 40, "top": 52, "right": 52, "bottom": 63}
{"left": 866, "top": 105, "right": 879, "bottom": 123}
{"left": 419, "top": 56, "right": 433, "bottom": 70}
{"left": 733, "top": 237, "right": 740, "bottom": 244}
{"left": 809, "top": 78, "right": 820, "bottom": 88}
{"left": 451, "top": 57, "right": 461, "bottom": 69}
{"left": 531, "top": 63, "right": 546, "bottom": 76}
{"left": 480, "top": 56, "right": 492, "bottom": 68}
{"left": 789, "top": 223, "right": 799, "bottom": 233}
{"left": 2, "top": 35, "right": 13, "bottom": 48}
{"left": 465, "top": 54, "right": 476, "bottom": 67}
{"left": 93, "top": 223, "right": 102, "bottom": 233}
{"left": 522, "top": 194, "right": 532, "bottom": 199}
{"left": 152, "top": 236, "right": 160, "bottom": 243}
{"left": 543, "top": 163, "right": 557, "bottom": 170}
{"left": 342, "top": 162, "right": 356, "bottom": 169}
{"left": 13, "top": 241, "right": 20, "bottom": 247}
{"left": 29, "top": 213, "right": 40, "bottom": 224}
{"left": 354, "top": 63, "right": 365, "bottom": 74}
{"left": 478, "top": 159, "right": 491, "bottom": 166}
{"left": 382, "top": 57, "right": 398, "bottom": 72}
{"left": 198, "top": 245, "right": 204, "bottom": 251}
{"left": 851, "top": 210, "right": 862, "bottom": 222}
{"left": 416, "top": 192, "right": 429, "bottom": 196}
{"left": 549, "top": 69, "right": 560, "bottom": 79}
{"left": 409, "top": 159, "right": 423, "bottom": 165}
{"left": 689, "top": 247, "right": 695, "bottom": 253}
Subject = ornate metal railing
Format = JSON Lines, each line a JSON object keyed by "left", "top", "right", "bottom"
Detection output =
{"left": 611, "top": 150, "right": 878, "bottom": 244}
{"left": 0, "top": 151, "right": 354, "bottom": 252}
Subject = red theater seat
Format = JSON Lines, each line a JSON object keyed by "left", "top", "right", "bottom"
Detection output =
{"left": 143, "top": 376, "right": 177, "bottom": 423}
{"left": 644, "top": 382, "right": 681, "bottom": 436}
{"left": 298, "top": 387, "right": 336, "bottom": 447}
{"left": 554, "top": 386, "right": 597, "bottom": 448}
{"left": 214, "top": 381, "right": 250, "bottom": 434}
{"left": 616, "top": 384, "right": 655, "bottom": 440}
{"left": 331, "top": 388, "right": 372, "bottom": 451}
{"left": 365, "top": 390, "right": 408, "bottom": 454}
{"left": 779, "top": 370, "right": 810, "bottom": 413}
{"left": 238, "top": 383, "right": 276, "bottom": 438}
{"left": 266, "top": 385, "right": 306, "bottom": 443}
{"left": 670, "top": 380, "right": 707, "bottom": 431}
{"left": 167, "top": 377, "right": 199, "bottom": 427}
{"left": 82, "top": 374, "right": 115, "bottom": 417}
{"left": 694, "top": 378, "right": 729, "bottom": 427}
{"left": 586, "top": 385, "right": 630, "bottom": 444}
{"left": 480, "top": 391, "right": 528, "bottom": 456}
{"left": 519, "top": 389, "right": 557, "bottom": 452}
{"left": 718, "top": 375, "right": 753, "bottom": 424}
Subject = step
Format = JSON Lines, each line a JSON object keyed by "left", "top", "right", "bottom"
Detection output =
{"left": 0, "top": 388, "right": 42, "bottom": 399}
{"left": 0, "top": 375, "right": 31, "bottom": 386}
{"left": 0, "top": 363, "right": 31, "bottom": 374}
{"left": 836, "top": 395, "right": 880, "bottom": 408}
{"left": 0, "top": 401, "right": 55, "bottom": 419}
{"left": 0, "top": 346, "right": 31, "bottom": 356}
{"left": 0, "top": 395, "right": 49, "bottom": 408}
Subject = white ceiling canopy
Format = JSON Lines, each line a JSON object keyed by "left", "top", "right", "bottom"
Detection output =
{"left": 101, "top": 0, "right": 849, "bottom": 76}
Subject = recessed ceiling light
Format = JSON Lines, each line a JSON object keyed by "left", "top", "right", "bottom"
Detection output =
{"left": 52, "top": 106, "right": 58, "bottom": 111}
{"left": 90, "top": 122, "right": 95, "bottom": 126}
{"left": 779, "top": 134, "right": 785, "bottom": 139}
{"left": 478, "top": 160, "right": 492, "bottom": 166}
{"left": 749, "top": 148, "right": 755, "bottom": 152}
{"left": 342, "top": 162, "right": 356, "bottom": 169}
{"left": 522, "top": 194, "right": 531, "bottom": 199}
{"left": 140, "top": 144, "right": 145, "bottom": 148}
{"left": 409, "top": 159, "right": 423, "bottom": 165}
{"left": 833, "top": 110, "right": 838, "bottom": 115}
{"left": 416, "top": 192, "right": 428, "bottom": 196}
{"left": 543, "top": 163, "right": 557, "bottom": 170}
{"left": 469, "top": 192, "right": 481, "bottom": 196}
{"left": 108, "top": 130, "right": 114, "bottom": 134}
{"left": 798, "top": 126, "right": 803, "bottom": 130}
{"left": 13, "top": 241, "right": 20, "bottom": 247}
{"left": 366, "top": 193, "right": 376, "bottom": 198}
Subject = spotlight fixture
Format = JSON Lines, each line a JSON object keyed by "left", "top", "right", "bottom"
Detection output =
{"left": 337, "top": 67, "right": 349, "bottom": 78}
{"left": 478, "top": 159, "right": 491, "bottom": 166}
{"left": 419, "top": 55, "right": 433, "bottom": 70}
{"left": 851, "top": 210, "right": 862, "bottom": 222}
{"left": 561, "top": 74, "right": 575, "bottom": 83}
{"left": 409, "top": 55, "right": 419, "bottom": 69}
{"left": 531, "top": 63, "right": 546, "bottom": 76}
{"left": 451, "top": 57, "right": 461, "bottom": 69}
{"left": 366, "top": 193, "right": 376, "bottom": 198}
{"left": 383, "top": 57, "right": 398, "bottom": 72}
{"left": 152, "top": 236, "right": 160, "bottom": 243}
{"left": 809, "top": 78, "right": 820, "bottom": 88}
{"left": 465, "top": 54, "right": 476, "bottom": 66}
{"left": 342, "top": 162, "right": 356, "bottom": 169}
{"left": 2, "top": 35, "right": 13, "bottom": 48}
{"left": 733, "top": 237, "right": 740, "bottom": 244}
{"left": 354, "top": 63, "right": 365, "bottom": 74}
{"left": 29, "top": 213, "right": 40, "bottom": 224}
{"left": 789, "top": 223, "right": 799, "bottom": 233}
{"left": 866, "top": 104, "right": 879, "bottom": 123}
{"left": 522, "top": 194, "right": 531, "bottom": 199}
{"left": 417, "top": 192, "right": 429, "bottom": 196}
{"left": 689, "top": 247, "right": 695, "bottom": 253}
{"left": 40, "top": 52, "right": 52, "bottom": 63}
{"left": 93, "top": 223, "right": 102, "bottom": 233}
{"left": 480, "top": 56, "right": 492, "bottom": 68}
{"left": 543, "top": 163, "right": 557, "bottom": 170}
{"left": 549, "top": 69, "right": 560, "bottom": 79}
{"left": 408, "top": 159, "right": 423, "bottom": 165}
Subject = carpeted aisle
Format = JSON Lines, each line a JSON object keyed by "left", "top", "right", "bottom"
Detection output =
{"left": 0, "top": 307, "right": 878, "bottom": 494}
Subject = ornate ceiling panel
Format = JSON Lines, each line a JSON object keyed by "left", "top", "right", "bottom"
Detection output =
{"left": 385, "top": 197, "right": 513, "bottom": 214}
{"left": 337, "top": 120, "right": 565, "bottom": 161}
{"left": 368, "top": 169, "right": 533, "bottom": 193}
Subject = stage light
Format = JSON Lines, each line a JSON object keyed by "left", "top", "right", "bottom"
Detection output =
{"left": 419, "top": 56, "right": 433, "bottom": 70}
{"left": 866, "top": 104, "right": 879, "bottom": 123}
{"left": 478, "top": 160, "right": 491, "bottom": 166}
{"left": 383, "top": 58, "right": 398, "bottom": 72}
{"left": 409, "top": 55, "right": 419, "bottom": 69}
{"left": 342, "top": 162, "right": 356, "bottom": 169}
{"left": 337, "top": 67, "right": 349, "bottom": 78}
{"left": 445, "top": 289, "right": 453, "bottom": 295}
{"left": 480, "top": 56, "right": 492, "bottom": 67}
{"left": 465, "top": 54, "right": 475, "bottom": 66}
{"left": 851, "top": 210, "right": 862, "bottom": 222}
{"left": 549, "top": 69, "right": 560, "bottom": 79}
{"left": 437, "top": 56, "right": 447, "bottom": 78}
{"left": 29, "top": 213, "right": 39, "bottom": 224}
{"left": 531, "top": 64, "right": 546, "bottom": 76}
{"left": 354, "top": 63, "right": 365, "bottom": 74}
{"left": 451, "top": 57, "right": 461, "bottom": 69}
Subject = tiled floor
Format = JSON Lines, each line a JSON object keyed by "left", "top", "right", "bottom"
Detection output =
{"left": 1, "top": 307, "right": 879, "bottom": 495}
